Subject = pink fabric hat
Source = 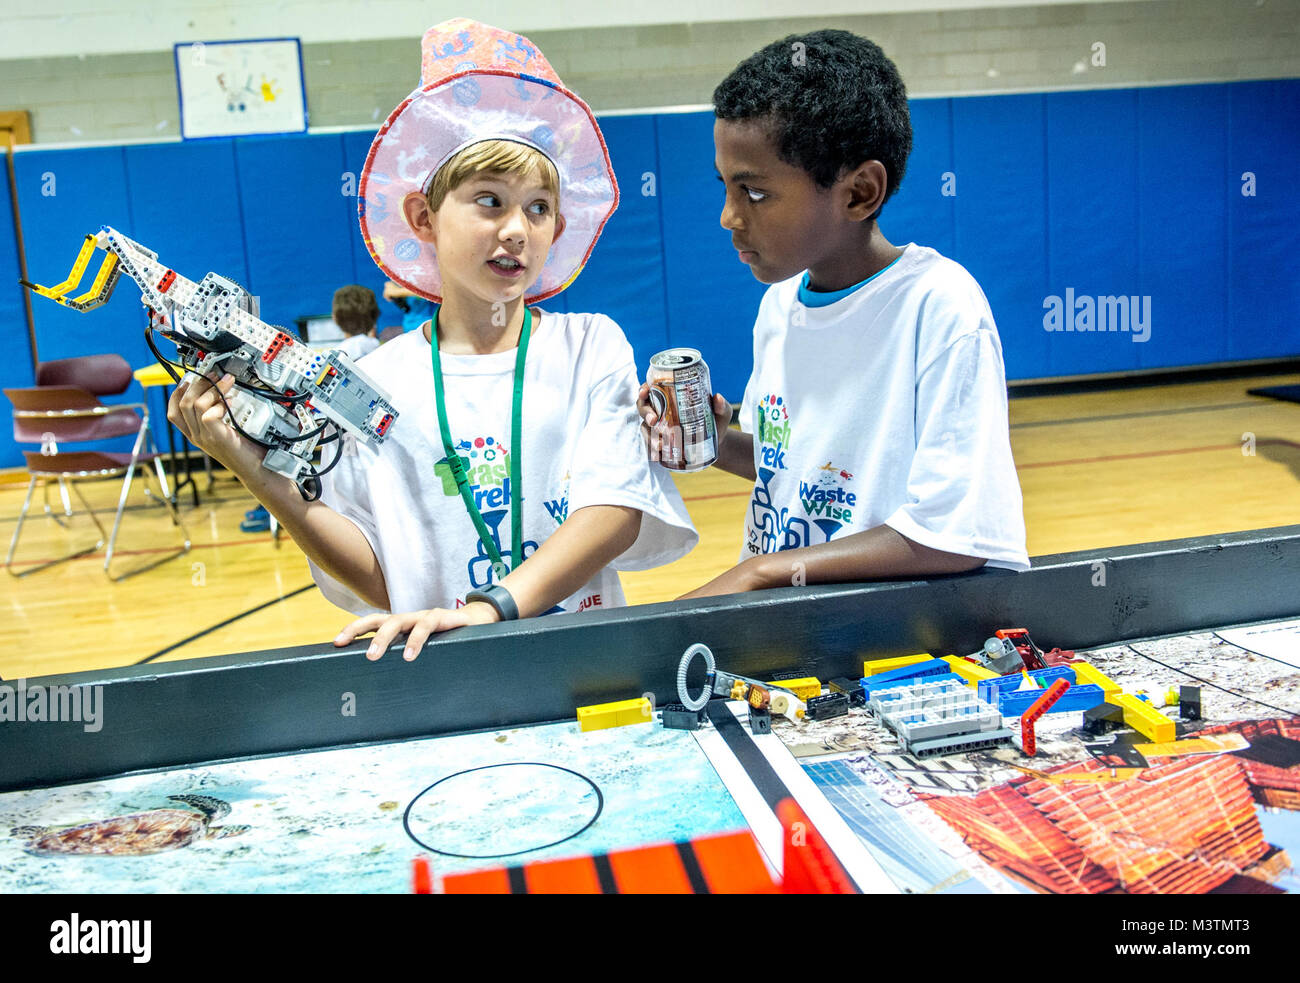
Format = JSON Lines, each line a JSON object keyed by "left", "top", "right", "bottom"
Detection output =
{"left": 358, "top": 19, "right": 619, "bottom": 304}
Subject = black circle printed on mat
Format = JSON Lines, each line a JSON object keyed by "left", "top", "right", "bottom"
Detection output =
{"left": 402, "top": 762, "right": 604, "bottom": 859}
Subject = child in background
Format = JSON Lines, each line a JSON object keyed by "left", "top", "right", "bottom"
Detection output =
{"left": 382, "top": 280, "right": 436, "bottom": 335}
{"left": 332, "top": 284, "right": 380, "bottom": 360}
{"left": 644, "top": 30, "right": 1028, "bottom": 596}
{"left": 172, "top": 19, "right": 696, "bottom": 658}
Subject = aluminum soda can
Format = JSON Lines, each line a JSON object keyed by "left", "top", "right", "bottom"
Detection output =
{"left": 646, "top": 348, "right": 718, "bottom": 472}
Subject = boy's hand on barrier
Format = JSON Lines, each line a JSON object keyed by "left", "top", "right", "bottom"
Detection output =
{"left": 335, "top": 602, "right": 501, "bottom": 662}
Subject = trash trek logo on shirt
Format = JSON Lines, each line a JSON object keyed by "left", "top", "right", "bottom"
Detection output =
{"left": 753, "top": 394, "right": 791, "bottom": 470}
{"left": 433, "top": 436, "right": 570, "bottom": 595}
{"left": 434, "top": 435, "right": 538, "bottom": 589}
{"left": 748, "top": 393, "right": 811, "bottom": 555}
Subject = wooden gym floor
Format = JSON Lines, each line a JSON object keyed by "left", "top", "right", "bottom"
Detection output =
{"left": 2, "top": 371, "right": 1298, "bottom": 680}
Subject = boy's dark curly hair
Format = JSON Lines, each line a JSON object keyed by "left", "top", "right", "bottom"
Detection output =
{"left": 713, "top": 30, "right": 912, "bottom": 205}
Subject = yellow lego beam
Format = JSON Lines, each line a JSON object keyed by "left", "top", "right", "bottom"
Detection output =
{"left": 765, "top": 677, "right": 820, "bottom": 700}
{"left": 942, "top": 655, "right": 999, "bottom": 686}
{"left": 576, "top": 697, "right": 653, "bottom": 732}
{"left": 1071, "top": 661, "right": 1122, "bottom": 697}
{"left": 29, "top": 233, "right": 96, "bottom": 298}
{"left": 22, "top": 235, "right": 120, "bottom": 313}
{"left": 862, "top": 654, "right": 931, "bottom": 677}
{"left": 1107, "top": 694, "right": 1176, "bottom": 744}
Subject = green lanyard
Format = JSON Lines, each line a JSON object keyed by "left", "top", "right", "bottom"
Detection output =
{"left": 431, "top": 307, "right": 530, "bottom": 575}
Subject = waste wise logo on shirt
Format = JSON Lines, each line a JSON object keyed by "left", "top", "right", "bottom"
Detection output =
{"left": 797, "top": 461, "right": 857, "bottom": 536}
{"left": 746, "top": 395, "right": 856, "bottom": 555}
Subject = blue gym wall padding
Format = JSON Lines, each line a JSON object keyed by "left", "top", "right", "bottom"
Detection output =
{"left": 951, "top": 92, "right": 1051, "bottom": 382}
{"left": 2, "top": 78, "right": 1297, "bottom": 469}
{"left": 1044, "top": 88, "right": 1140, "bottom": 376}
{"left": 1226, "top": 80, "right": 1300, "bottom": 362}
{"left": 1136, "top": 84, "right": 1230, "bottom": 371}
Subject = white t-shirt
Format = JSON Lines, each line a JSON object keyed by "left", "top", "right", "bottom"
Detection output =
{"left": 311, "top": 310, "right": 698, "bottom": 615}
{"left": 337, "top": 333, "right": 379, "bottom": 360}
{"left": 739, "top": 244, "right": 1030, "bottom": 571}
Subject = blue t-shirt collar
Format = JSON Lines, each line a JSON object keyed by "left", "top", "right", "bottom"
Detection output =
{"left": 797, "top": 252, "right": 905, "bottom": 308}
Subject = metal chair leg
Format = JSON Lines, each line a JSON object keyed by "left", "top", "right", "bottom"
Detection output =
{"left": 145, "top": 457, "right": 192, "bottom": 546}
{"left": 103, "top": 425, "right": 148, "bottom": 574}
{"left": 6, "top": 476, "right": 106, "bottom": 577}
{"left": 5, "top": 477, "right": 38, "bottom": 574}
{"left": 58, "top": 477, "right": 73, "bottom": 517}
{"left": 103, "top": 431, "right": 192, "bottom": 581}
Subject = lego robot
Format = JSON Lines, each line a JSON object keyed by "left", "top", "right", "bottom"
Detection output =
{"left": 22, "top": 227, "right": 399, "bottom": 499}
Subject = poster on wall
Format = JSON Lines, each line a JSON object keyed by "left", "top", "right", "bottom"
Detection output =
{"left": 174, "top": 38, "right": 307, "bottom": 140}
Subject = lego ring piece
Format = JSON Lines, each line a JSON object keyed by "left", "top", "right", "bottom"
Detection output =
{"left": 677, "top": 643, "right": 716, "bottom": 712}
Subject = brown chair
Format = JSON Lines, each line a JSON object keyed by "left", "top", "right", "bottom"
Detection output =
{"left": 4, "top": 354, "right": 190, "bottom": 579}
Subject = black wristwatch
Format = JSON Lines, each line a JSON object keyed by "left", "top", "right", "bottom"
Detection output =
{"left": 465, "top": 584, "right": 519, "bottom": 622}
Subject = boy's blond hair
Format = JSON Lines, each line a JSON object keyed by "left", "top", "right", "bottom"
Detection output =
{"left": 425, "top": 139, "right": 561, "bottom": 213}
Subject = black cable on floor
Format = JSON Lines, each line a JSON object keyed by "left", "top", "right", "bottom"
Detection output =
{"left": 133, "top": 583, "right": 319, "bottom": 665}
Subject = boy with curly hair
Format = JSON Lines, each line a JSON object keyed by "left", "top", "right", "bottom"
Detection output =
{"left": 646, "top": 30, "right": 1028, "bottom": 596}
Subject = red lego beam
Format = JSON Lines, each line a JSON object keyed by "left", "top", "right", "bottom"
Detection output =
{"left": 1021, "top": 678, "right": 1071, "bottom": 757}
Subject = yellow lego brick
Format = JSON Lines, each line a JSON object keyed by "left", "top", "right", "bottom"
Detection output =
{"left": 765, "top": 677, "right": 821, "bottom": 700}
{"left": 1107, "top": 694, "right": 1176, "bottom": 744}
{"left": 1071, "top": 661, "right": 1122, "bottom": 697}
{"left": 576, "top": 697, "right": 652, "bottom": 732}
{"left": 941, "top": 655, "right": 999, "bottom": 686}
{"left": 862, "top": 654, "right": 931, "bottom": 677}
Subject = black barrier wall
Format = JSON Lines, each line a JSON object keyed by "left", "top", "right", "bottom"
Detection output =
{"left": 2, "top": 525, "right": 1298, "bottom": 792}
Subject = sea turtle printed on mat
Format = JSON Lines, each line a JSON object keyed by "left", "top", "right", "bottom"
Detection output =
{"left": 10, "top": 794, "right": 249, "bottom": 857}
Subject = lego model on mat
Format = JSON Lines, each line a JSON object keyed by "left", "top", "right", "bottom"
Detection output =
{"left": 23, "top": 228, "right": 400, "bottom": 499}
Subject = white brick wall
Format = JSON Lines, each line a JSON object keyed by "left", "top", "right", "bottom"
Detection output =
{"left": 3, "top": 0, "right": 1297, "bottom": 146}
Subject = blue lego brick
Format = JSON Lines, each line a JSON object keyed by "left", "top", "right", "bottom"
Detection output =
{"left": 977, "top": 665, "right": 1077, "bottom": 704}
{"left": 858, "top": 659, "right": 951, "bottom": 695}
{"left": 863, "top": 670, "right": 967, "bottom": 702}
{"left": 996, "top": 683, "right": 1105, "bottom": 717}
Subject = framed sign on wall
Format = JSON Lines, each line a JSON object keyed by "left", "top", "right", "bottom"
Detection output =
{"left": 174, "top": 38, "right": 307, "bottom": 140}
